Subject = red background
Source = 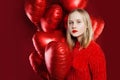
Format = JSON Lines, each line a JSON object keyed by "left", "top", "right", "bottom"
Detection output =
{"left": 0, "top": 0, "right": 120, "bottom": 80}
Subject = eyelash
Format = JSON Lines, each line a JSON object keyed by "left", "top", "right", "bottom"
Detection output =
{"left": 77, "top": 21, "right": 81, "bottom": 23}
{"left": 69, "top": 21, "right": 81, "bottom": 24}
{"left": 69, "top": 22, "right": 73, "bottom": 24}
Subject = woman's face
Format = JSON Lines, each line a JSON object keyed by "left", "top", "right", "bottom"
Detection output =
{"left": 68, "top": 11, "right": 86, "bottom": 38}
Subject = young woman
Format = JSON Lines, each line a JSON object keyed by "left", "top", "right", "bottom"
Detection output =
{"left": 66, "top": 9, "right": 107, "bottom": 80}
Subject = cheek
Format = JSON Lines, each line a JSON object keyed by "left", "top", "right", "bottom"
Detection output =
{"left": 77, "top": 26, "right": 86, "bottom": 34}
{"left": 78, "top": 24, "right": 85, "bottom": 31}
{"left": 68, "top": 26, "right": 72, "bottom": 32}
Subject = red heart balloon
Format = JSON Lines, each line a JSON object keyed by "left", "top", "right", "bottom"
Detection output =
{"left": 63, "top": 15, "right": 68, "bottom": 29}
{"left": 29, "top": 51, "right": 49, "bottom": 79}
{"left": 60, "top": 0, "right": 88, "bottom": 12}
{"left": 45, "top": 41, "right": 71, "bottom": 79}
{"left": 91, "top": 16, "right": 105, "bottom": 40}
{"left": 25, "top": 0, "right": 46, "bottom": 27}
{"left": 29, "top": 51, "right": 43, "bottom": 73}
{"left": 40, "top": 4, "right": 63, "bottom": 32}
{"left": 32, "top": 30, "right": 65, "bottom": 55}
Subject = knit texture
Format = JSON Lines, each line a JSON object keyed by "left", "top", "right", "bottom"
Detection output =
{"left": 66, "top": 41, "right": 106, "bottom": 80}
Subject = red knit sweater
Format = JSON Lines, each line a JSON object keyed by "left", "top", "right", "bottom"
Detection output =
{"left": 66, "top": 41, "right": 106, "bottom": 80}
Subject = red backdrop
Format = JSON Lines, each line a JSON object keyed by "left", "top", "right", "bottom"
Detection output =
{"left": 0, "top": 0, "right": 120, "bottom": 80}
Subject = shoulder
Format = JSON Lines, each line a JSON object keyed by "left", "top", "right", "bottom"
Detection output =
{"left": 87, "top": 40, "right": 105, "bottom": 60}
{"left": 87, "top": 40, "right": 103, "bottom": 53}
{"left": 87, "top": 41, "right": 107, "bottom": 80}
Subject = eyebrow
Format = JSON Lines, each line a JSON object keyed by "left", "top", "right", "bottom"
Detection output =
{"left": 68, "top": 20, "right": 73, "bottom": 21}
{"left": 68, "top": 19, "right": 81, "bottom": 21}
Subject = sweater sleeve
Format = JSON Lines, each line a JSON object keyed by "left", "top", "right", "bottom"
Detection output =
{"left": 88, "top": 42, "right": 107, "bottom": 80}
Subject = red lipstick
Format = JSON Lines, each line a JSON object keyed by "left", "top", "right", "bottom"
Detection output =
{"left": 72, "top": 30, "right": 78, "bottom": 33}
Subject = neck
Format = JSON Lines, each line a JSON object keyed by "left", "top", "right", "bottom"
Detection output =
{"left": 77, "top": 34, "right": 84, "bottom": 50}
{"left": 77, "top": 35, "right": 83, "bottom": 44}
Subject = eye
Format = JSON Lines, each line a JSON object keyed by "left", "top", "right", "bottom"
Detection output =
{"left": 77, "top": 20, "right": 81, "bottom": 23}
{"left": 69, "top": 21, "right": 73, "bottom": 25}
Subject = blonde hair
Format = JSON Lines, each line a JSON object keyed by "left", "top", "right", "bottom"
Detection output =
{"left": 66, "top": 9, "right": 93, "bottom": 50}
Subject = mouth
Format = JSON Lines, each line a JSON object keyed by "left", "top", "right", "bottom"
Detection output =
{"left": 72, "top": 30, "right": 78, "bottom": 33}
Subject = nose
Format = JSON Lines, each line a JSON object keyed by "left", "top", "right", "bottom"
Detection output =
{"left": 72, "top": 22, "right": 76, "bottom": 29}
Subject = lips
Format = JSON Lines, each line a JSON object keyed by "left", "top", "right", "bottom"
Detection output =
{"left": 72, "top": 30, "right": 78, "bottom": 33}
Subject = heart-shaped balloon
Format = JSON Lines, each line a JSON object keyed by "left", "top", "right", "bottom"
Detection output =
{"left": 45, "top": 41, "right": 71, "bottom": 79}
{"left": 32, "top": 30, "right": 65, "bottom": 56}
{"left": 29, "top": 51, "right": 49, "bottom": 79}
{"left": 40, "top": 4, "right": 63, "bottom": 32}
{"left": 25, "top": 0, "right": 46, "bottom": 27}
{"left": 91, "top": 16, "right": 105, "bottom": 40}
{"left": 63, "top": 15, "right": 68, "bottom": 29}
{"left": 29, "top": 51, "right": 43, "bottom": 73}
{"left": 60, "top": 0, "right": 88, "bottom": 12}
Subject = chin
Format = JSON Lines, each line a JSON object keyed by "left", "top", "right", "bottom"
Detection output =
{"left": 71, "top": 33, "right": 83, "bottom": 38}
{"left": 71, "top": 34, "right": 79, "bottom": 38}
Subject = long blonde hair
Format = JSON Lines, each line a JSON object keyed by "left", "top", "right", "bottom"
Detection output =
{"left": 66, "top": 9, "right": 93, "bottom": 50}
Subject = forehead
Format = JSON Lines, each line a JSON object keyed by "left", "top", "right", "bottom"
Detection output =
{"left": 68, "top": 11, "right": 83, "bottom": 20}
